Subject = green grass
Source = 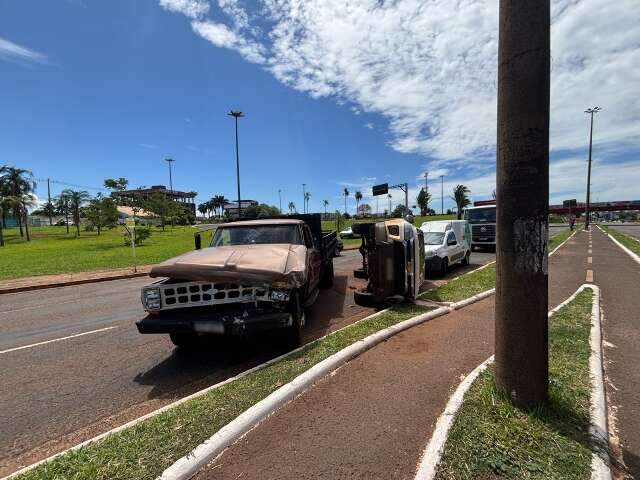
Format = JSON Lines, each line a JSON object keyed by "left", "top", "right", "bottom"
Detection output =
{"left": 421, "top": 228, "right": 573, "bottom": 303}
{"left": 435, "top": 289, "right": 594, "bottom": 480}
{"left": 0, "top": 226, "right": 215, "bottom": 281}
{"left": 601, "top": 225, "right": 640, "bottom": 256}
{"left": 16, "top": 303, "right": 430, "bottom": 480}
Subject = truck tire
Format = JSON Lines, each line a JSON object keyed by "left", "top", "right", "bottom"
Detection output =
{"left": 353, "top": 268, "right": 368, "bottom": 279}
{"left": 283, "top": 291, "right": 304, "bottom": 348}
{"left": 169, "top": 333, "right": 199, "bottom": 349}
{"left": 319, "top": 261, "right": 334, "bottom": 289}
{"left": 354, "top": 290, "right": 377, "bottom": 307}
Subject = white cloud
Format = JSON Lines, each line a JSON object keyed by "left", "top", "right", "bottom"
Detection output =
{"left": 159, "top": 0, "right": 209, "bottom": 19}
{"left": 0, "top": 37, "right": 47, "bottom": 64}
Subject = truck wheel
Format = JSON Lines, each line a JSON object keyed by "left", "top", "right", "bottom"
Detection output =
{"left": 461, "top": 251, "right": 470, "bottom": 266}
{"left": 319, "top": 261, "right": 334, "bottom": 288}
{"left": 169, "top": 333, "right": 199, "bottom": 349}
{"left": 354, "top": 290, "right": 377, "bottom": 307}
{"left": 284, "top": 292, "right": 304, "bottom": 348}
{"left": 353, "top": 268, "right": 368, "bottom": 279}
{"left": 440, "top": 258, "right": 448, "bottom": 276}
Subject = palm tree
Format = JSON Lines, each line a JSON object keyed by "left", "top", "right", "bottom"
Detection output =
{"left": 197, "top": 203, "right": 208, "bottom": 218}
{"left": 15, "top": 193, "right": 36, "bottom": 241}
{"left": 63, "top": 189, "right": 90, "bottom": 236}
{"left": 0, "top": 166, "right": 36, "bottom": 238}
{"left": 55, "top": 192, "right": 72, "bottom": 234}
{"left": 304, "top": 191, "right": 311, "bottom": 213}
{"left": 323, "top": 199, "right": 329, "bottom": 215}
{"left": 451, "top": 184, "right": 471, "bottom": 219}
{"left": 288, "top": 201, "right": 296, "bottom": 214}
{"left": 213, "top": 195, "right": 227, "bottom": 219}
{"left": 343, "top": 188, "right": 350, "bottom": 214}
{"left": 354, "top": 191, "right": 363, "bottom": 216}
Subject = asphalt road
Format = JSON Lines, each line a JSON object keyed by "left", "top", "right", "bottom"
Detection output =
{"left": 0, "top": 232, "right": 557, "bottom": 475}
{"left": 609, "top": 224, "right": 640, "bottom": 241}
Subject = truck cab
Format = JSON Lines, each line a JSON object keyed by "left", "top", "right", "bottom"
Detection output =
{"left": 420, "top": 220, "right": 471, "bottom": 276}
{"left": 464, "top": 205, "right": 497, "bottom": 251}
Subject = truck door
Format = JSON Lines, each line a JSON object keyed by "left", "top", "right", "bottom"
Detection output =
{"left": 303, "top": 225, "right": 322, "bottom": 290}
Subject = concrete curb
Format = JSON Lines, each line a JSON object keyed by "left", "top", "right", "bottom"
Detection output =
{"left": 413, "top": 284, "right": 611, "bottom": 480}
{"left": 596, "top": 225, "right": 640, "bottom": 265}
{"left": 0, "top": 270, "right": 151, "bottom": 295}
{"left": 159, "top": 290, "right": 498, "bottom": 480}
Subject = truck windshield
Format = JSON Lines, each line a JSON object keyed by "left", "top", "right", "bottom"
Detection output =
{"left": 424, "top": 232, "right": 445, "bottom": 245}
{"left": 464, "top": 207, "right": 496, "bottom": 223}
{"left": 211, "top": 225, "right": 303, "bottom": 246}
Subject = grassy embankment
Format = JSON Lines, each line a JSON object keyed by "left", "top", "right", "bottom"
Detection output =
{"left": 601, "top": 225, "right": 640, "bottom": 256}
{"left": 421, "top": 228, "right": 573, "bottom": 303}
{"left": 435, "top": 289, "right": 595, "bottom": 479}
{"left": 0, "top": 226, "right": 213, "bottom": 281}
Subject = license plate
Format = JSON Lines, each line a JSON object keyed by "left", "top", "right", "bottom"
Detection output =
{"left": 194, "top": 322, "right": 225, "bottom": 334}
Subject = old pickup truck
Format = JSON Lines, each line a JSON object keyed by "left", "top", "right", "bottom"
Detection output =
{"left": 137, "top": 214, "right": 337, "bottom": 348}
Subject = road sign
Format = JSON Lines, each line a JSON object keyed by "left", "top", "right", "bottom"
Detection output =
{"left": 372, "top": 183, "right": 388, "bottom": 196}
{"left": 563, "top": 199, "right": 577, "bottom": 208}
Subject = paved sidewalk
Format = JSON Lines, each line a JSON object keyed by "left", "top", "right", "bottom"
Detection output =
{"left": 592, "top": 227, "right": 640, "bottom": 479}
{"left": 0, "top": 266, "right": 151, "bottom": 294}
{"left": 193, "top": 231, "right": 589, "bottom": 480}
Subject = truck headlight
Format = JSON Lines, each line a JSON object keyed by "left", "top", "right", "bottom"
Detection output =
{"left": 142, "top": 288, "right": 161, "bottom": 310}
{"left": 269, "top": 289, "right": 290, "bottom": 302}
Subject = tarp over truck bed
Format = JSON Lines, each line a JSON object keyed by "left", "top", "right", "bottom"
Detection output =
{"left": 149, "top": 243, "right": 307, "bottom": 288}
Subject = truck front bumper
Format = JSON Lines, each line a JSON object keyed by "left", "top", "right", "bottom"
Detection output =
{"left": 136, "top": 304, "right": 292, "bottom": 336}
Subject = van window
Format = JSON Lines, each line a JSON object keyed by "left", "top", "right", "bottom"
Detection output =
{"left": 424, "top": 232, "right": 445, "bottom": 245}
{"left": 447, "top": 231, "right": 457, "bottom": 245}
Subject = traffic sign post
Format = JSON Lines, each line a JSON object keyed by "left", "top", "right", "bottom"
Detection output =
{"left": 372, "top": 183, "right": 389, "bottom": 196}
{"left": 125, "top": 218, "right": 137, "bottom": 273}
{"left": 372, "top": 182, "right": 409, "bottom": 212}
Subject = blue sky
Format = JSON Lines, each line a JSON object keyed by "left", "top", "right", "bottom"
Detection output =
{"left": 1, "top": 0, "right": 638, "bottom": 214}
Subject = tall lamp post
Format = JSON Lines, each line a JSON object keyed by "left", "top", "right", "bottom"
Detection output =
{"left": 228, "top": 110, "right": 244, "bottom": 218}
{"left": 165, "top": 158, "right": 175, "bottom": 192}
{"left": 584, "top": 107, "right": 601, "bottom": 230}
{"left": 278, "top": 189, "right": 282, "bottom": 214}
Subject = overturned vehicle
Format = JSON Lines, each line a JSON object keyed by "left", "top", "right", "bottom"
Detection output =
{"left": 137, "top": 215, "right": 337, "bottom": 348}
{"left": 352, "top": 218, "right": 425, "bottom": 307}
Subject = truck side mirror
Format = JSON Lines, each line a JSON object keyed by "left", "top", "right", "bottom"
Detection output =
{"left": 194, "top": 232, "right": 202, "bottom": 250}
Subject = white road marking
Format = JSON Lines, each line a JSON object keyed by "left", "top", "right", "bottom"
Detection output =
{"left": 0, "top": 326, "right": 117, "bottom": 355}
{"left": 588, "top": 257, "right": 593, "bottom": 264}
{"left": 586, "top": 269, "right": 594, "bottom": 282}
{"left": 588, "top": 249, "right": 593, "bottom": 254}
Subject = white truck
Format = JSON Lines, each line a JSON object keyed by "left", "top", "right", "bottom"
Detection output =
{"left": 420, "top": 220, "right": 471, "bottom": 276}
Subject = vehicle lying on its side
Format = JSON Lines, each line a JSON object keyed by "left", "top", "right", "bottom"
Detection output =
{"left": 137, "top": 214, "right": 337, "bottom": 348}
{"left": 351, "top": 218, "right": 425, "bottom": 306}
{"left": 420, "top": 220, "right": 471, "bottom": 276}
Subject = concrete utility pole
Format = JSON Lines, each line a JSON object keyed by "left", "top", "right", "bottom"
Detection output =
{"left": 424, "top": 171, "right": 429, "bottom": 212}
{"left": 278, "top": 189, "right": 282, "bottom": 214}
{"left": 165, "top": 158, "right": 175, "bottom": 192}
{"left": 228, "top": 111, "right": 244, "bottom": 217}
{"left": 495, "top": 0, "right": 550, "bottom": 406}
{"left": 584, "top": 107, "right": 601, "bottom": 230}
{"left": 440, "top": 175, "right": 444, "bottom": 214}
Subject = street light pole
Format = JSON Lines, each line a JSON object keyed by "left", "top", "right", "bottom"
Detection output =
{"left": 227, "top": 111, "right": 244, "bottom": 218}
{"left": 165, "top": 158, "right": 175, "bottom": 192}
{"left": 495, "top": 0, "right": 550, "bottom": 406}
{"left": 584, "top": 107, "right": 601, "bottom": 230}
{"left": 278, "top": 189, "right": 282, "bottom": 214}
{"left": 440, "top": 175, "right": 444, "bottom": 214}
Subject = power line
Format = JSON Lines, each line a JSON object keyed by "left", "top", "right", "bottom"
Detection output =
{"left": 34, "top": 178, "right": 107, "bottom": 192}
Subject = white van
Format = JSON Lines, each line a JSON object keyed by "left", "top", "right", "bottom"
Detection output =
{"left": 419, "top": 220, "right": 471, "bottom": 276}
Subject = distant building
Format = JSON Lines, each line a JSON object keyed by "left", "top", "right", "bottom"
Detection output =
{"left": 223, "top": 200, "right": 258, "bottom": 219}
{"left": 110, "top": 185, "right": 197, "bottom": 215}
{"left": 116, "top": 206, "right": 156, "bottom": 225}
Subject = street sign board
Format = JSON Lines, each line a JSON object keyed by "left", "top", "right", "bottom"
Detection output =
{"left": 563, "top": 199, "right": 577, "bottom": 208}
{"left": 372, "top": 183, "right": 388, "bottom": 196}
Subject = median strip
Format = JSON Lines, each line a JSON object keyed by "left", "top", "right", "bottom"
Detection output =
{"left": 428, "top": 287, "right": 607, "bottom": 480}
{"left": 9, "top": 304, "right": 433, "bottom": 480}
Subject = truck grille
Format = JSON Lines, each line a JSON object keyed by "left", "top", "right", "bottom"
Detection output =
{"left": 159, "top": 282, "right": 269, "bottom": 311}
{"left": 472, "top": 224, "right": 496, "bottom": 235}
